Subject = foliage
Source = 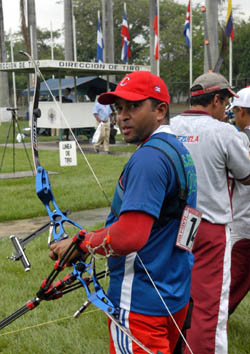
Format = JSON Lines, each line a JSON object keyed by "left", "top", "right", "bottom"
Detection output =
{"left": 4, "top": 28, "right": 64, "bottom": 94}
{"left": 230, "top": 20, "right": 250, "bottom": 89}
{"left": 73, "top": 0, "right": 151, "bottom": 64}
{"left": 2, "top": 0, "right": 250, "bottom": 103}
{"left": 72, "top": 0, "right": 205, "bottom": 101}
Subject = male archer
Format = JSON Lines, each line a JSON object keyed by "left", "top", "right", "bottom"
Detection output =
{"left": 50, "top": 71, "right": 198, "bottom": 354}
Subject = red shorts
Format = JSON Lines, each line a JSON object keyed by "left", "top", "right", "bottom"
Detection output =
{"left": 108, "top": 303, "right": 189, "bottom": 354}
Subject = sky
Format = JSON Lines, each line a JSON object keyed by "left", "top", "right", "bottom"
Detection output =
{"left": 2, "top": 0, "right": 250, "bottom": 35}
{"left": 2, "top": 0, "right": 64, "bottom": 34}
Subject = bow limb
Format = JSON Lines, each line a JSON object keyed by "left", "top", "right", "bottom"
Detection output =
{"left": 20, "top": 50, "right": 41, "bottom": 174}
{"left": 20, "top": 51, "right": 82, "bottom": 242}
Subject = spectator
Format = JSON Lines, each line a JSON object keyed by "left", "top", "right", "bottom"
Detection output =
{"left": 93, "top": 98, "right": 113, "bottom": 153}
{"left": 170, "top": 72, "right": 250, "bottom": 354}
{"left": 63, "top": 87, "right": 75, "bottom": 140}
{"left": 63, "top": 87, "right": 75, "bottom": 103}
{"left": 228, "top": 86, "right": 250, "bottom": 316}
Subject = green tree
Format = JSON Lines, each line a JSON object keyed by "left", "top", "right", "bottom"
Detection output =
{"left": 158, "top": 1, "right": 204, "bottom": 102}
{"left": 229, "top": 20, "right": 250, "bottom": 89}
{"left": 4, "top": 29, "right": 63, "bottom": 99}
{"left": 73, "top": 0, "right": 205, "bottom": 101}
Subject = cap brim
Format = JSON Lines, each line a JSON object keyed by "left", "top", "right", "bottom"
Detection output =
{"left": 227, "top": 88, "right": 239, "bottom": 98}
{"left": 98, "top": 91, "right": 149, "bottom": 105}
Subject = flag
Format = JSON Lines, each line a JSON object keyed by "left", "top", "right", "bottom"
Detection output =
{"left": 184, "top": 0, "right": 191, "bottom": 48}
{"left": 121, "top": 3, "right": 131, "bottom": 63}
{"left": 153, "top": 1, "right": 159, "bottom": 60}
{"left": 97, "top": 11, "right": 104, "bottom": 63}
{"left": 225, "top": 0, "right": 234, "bottom": 40}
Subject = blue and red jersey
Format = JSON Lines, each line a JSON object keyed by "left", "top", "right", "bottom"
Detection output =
{"left": 106, "top": 132, "right": 197, "bottom": 316}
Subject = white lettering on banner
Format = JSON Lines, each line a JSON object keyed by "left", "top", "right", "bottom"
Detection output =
{"left": 57, "top": 61, "right": 147, "bottom": 72}
{"left": 59, "top": 141, "right": 77, "bottom": 167}
{"left": 0, "top": 60, "right": 150, "bottom": 74}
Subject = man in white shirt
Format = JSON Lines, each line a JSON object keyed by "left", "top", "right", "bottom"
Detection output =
{"left": 170, "top": 72, "right": 250, "bottom": 354}
{"left": 228, "top": 86, "right": 250, "bottom": 316}
{"left": 93, "top": 100, "right": 113, "bottom": 153}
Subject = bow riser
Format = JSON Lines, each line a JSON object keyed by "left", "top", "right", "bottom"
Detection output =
{"left": 36, "top": 167, "right": 82, "bottom": 242}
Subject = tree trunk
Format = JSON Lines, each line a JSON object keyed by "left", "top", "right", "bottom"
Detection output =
{"left": 64, "top": 0, "right": 74, "bottom": 61}
{"left": 204, "top": 0, "right": 219, "bottom": 72}
{"left": 20, "top": 0, "right": 30, "bottom": 54}
{"left": 149, "top": 0, "right": 158, "bottom": 75}
{"left": 102, "top": 0, "right": 115, "bottom": 83}
{"left": 0, "top": 0, "right": 10, "bottom": 107}
{"left": 27, "top": 0, "right": 38, "bottom": 59}
{"left": 102, "top": 0, "right": 114, "bottom": 64}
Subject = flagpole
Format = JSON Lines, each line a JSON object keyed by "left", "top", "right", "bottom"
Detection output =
{"left": 189, "top": 0, "right": 192, "bottom": 87}
{"left": 10, "top": 31, "right": 17, "bottom": 108}
{"left": 225, "top": 0, "right": 233, "bottom": 86}
{"left": 229, "top": 37, "right": 232, "bottom": 86}
{"left": 124, "top": 2, "right": 127, "bottom": 64}
{"left": 73, "top": 15, "right": 77, "bottom": 61}
{"left": 156, "top": 0, "right": 160, "bottom": 76}
{"left": 50, "top": 22, "right": 55, "bottom": 79}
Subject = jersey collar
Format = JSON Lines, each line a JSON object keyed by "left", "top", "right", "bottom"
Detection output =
{"left": 182, "top": 109, "right": 212, "bottom": 117}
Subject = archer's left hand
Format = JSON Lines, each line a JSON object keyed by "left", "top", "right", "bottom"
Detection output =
{"left": 49, "top": 238, "right": 88, "bottom": 265}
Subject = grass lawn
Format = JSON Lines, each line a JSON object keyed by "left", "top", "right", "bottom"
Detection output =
{"left": 0, "top": 229, "right": 110, "bottom": 354}
{"left": 0, "top": 231, "right": 249, "bottom": 354}
{"left": 0, "top": 119, "right": 249, "bottom": 353}
{"left": 0, "top": 119, "right": 133, "bottom": 222}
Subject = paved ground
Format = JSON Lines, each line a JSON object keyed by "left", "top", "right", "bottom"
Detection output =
{"left": 0, "top": 207, "right": 110, "bottom": 239}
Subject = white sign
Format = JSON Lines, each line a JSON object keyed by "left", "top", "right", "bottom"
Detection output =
{"left": 0, "top": 60, "right": 151, "bottom": 75}
{"left": 59, "top": 141, "right": 77, "bottom": 167}
{"left": 33, "top": 101, "right": 95, "bottom": 129}
{"left": 0, "top": 108, "right": 11, "bottom": 122}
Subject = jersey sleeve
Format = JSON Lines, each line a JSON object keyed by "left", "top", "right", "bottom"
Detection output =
{"left": 225, "top": 127, "right": 250, "bottom": 180}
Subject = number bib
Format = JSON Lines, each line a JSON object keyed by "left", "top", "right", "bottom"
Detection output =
{"left": 176, "top": 206, "right": 202, "bottom": 252}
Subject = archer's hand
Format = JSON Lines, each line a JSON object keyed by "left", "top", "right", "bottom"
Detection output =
{"left": 49, "top": 238, "right": 87, "bottom": 265}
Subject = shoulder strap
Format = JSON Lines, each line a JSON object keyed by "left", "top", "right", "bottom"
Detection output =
{"left": 142, "top": 136, "right": 188, "bottom": 226}
{"left": 143, "top": 137, "right": 188, "bottom": 202}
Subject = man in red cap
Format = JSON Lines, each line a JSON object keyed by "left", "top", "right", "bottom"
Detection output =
{"left": 49, "top": 71, "right": 199, "bottom": 354}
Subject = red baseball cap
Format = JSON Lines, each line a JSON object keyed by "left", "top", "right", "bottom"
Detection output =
{"left": 98, "top": 71, "right": 170, "bottom": 105}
